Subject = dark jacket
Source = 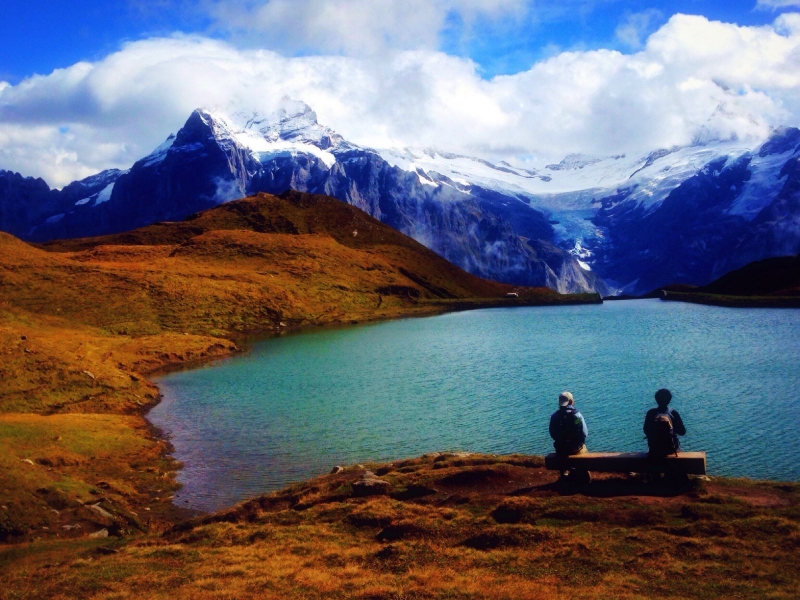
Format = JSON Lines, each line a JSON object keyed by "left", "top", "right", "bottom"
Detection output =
{"left": 549, "top": 406, "right": 588, "bottom": 454}
{"left": 643, "top": 406, "right": 686, "bottom": 452}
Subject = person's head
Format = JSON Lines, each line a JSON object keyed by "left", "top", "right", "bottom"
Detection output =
{"left": 655, "top": 388, "right": 672, "bottom": 407}
{"left": 558, "top": 391, "right": 574, "bottom": 407}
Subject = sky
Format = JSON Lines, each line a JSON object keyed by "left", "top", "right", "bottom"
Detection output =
{"left": 2, "top": 0, "right": 800, "bottom": 187}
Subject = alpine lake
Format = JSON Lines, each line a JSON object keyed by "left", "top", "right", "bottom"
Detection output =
{"left": 149, "top": 299, "right": 800, "bottom": 512}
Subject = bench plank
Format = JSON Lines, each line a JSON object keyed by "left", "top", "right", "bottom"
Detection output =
{"left": 545, "top": 452, "right": 706, "bottom": 475}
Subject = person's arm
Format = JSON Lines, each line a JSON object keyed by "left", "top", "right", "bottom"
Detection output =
{"left": 549, "top": 412, "right": 558, "bottom": 440}
{"left": 643, "top": 409, "right": 653, "bottom": 437}
{"left": 671, "top": 409, "right": 686, "bottom": 436}
{"left": 578, "top": 412, "right": 588, "bottom": 438}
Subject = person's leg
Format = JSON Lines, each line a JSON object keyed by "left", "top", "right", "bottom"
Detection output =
{"left": 569, "top": 445, "right": 590, "bottom": 483}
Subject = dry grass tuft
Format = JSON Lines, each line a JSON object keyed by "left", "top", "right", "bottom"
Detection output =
{"left": 6, "top": 453, "right": 799, "bottom": 599}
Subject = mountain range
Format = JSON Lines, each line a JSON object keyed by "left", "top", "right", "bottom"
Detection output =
{"left": 2, "top": 98, "right": 799, "bottom": 295}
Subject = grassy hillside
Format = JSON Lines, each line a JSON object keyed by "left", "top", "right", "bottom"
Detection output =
{"left": 659, "top": 254, "right": 800, "bottom": 307}
{"left": 1, "top": 190, "right": 598, "bottom": 543}
{"left": 2, "top": 453, "right": 798, "bottom": 599}
{"left": 6, "top": 191, "right": 794, "bottom": 598}
{"left": 699, "top": 254, "right": 800, "bottom": 297}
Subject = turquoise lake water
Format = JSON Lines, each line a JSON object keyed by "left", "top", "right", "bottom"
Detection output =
{"left": 149, "top": 300, "right": 800, "bottom": 512}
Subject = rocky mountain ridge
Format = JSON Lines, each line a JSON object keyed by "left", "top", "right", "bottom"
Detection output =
{"left": 2, "top": 100, "right": 799, "bottom": 294}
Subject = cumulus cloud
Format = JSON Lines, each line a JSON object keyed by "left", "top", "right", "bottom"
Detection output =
{"left": 615, "top": 9, "right": 663, "bottom": 49}
{"left": 205, "top": 0, "right": 527, "bottom": 56}
{"left": 1, "top": 14, "right": 800, "bottom": 186}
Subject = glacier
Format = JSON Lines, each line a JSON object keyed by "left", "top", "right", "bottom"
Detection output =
{"left": 1, "top": 99, "right": 799, "bottom": 296}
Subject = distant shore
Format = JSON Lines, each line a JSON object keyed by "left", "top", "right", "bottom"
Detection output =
{"left": 659, "top": 290, "right": 800, "bottom": 308}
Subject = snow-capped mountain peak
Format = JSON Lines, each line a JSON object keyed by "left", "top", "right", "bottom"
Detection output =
{"left": 4, "top": 99, "right": 798, "bottom": 298}
{"left": 230, "top": 98, "right": 347, "bottom": 151}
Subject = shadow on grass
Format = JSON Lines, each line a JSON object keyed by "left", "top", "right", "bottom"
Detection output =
{"left": 511, "top": 475, "right": 701, "bottom": 499}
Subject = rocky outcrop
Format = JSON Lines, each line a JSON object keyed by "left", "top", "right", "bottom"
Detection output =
{"left": 351, "top": 471, "right": 392, "bottom": 497}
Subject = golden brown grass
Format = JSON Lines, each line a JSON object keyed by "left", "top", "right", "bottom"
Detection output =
{"left": 1, "top": 191, "right": 596, "bottom": 542}
{"left": 4, "top": 191, "right": 792, "bottom": 598}
{"left": 2, "top": 453, "right": 798, "bottom": 599}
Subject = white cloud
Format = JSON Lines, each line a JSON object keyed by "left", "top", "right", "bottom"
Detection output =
{"left": 1, "top": 14, "right": 800, "bottom": 187}
{"left": 205, "top": 0, "right": 526, "bottom": 56}
{"left": 756, "top": 0, "right": 800, "bottom": 8}
{"left": 615, "top": 9, "right": 663, "bottom": 49}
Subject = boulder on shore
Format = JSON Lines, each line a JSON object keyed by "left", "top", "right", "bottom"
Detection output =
{"left": 351, "top": 471, "right": 392, "bottom": 497}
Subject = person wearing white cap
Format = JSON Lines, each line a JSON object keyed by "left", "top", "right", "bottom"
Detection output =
{"left": 549, "top": 391, "right": 588, "bottom": 456}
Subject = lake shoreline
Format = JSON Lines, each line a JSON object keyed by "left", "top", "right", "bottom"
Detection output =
{"left": 5, "top": 451, "right": 799, "bottom": 599}
{"left": 142, "top": 294, "right": 604, "bottom": 514}
{"left": 149, "top": 299, "right": 800, "bottom": 513}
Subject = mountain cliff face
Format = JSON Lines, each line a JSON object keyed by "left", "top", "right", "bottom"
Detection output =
{"left": 2, "top": 100, "right": 799, "bottom": 294}
{"left": 588, "top": 129, "right": 800, "bottom": 292}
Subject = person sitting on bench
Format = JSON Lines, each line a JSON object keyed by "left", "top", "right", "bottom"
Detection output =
{"left": 643, "top": 388, "right": 686, "bottom": 458}
{"left": 549, "top": 391, "right": 589, "bottom": 479}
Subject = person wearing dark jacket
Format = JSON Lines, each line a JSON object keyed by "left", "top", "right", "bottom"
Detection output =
{"left": 643, "top": 388, "right": 686, "bottom": 457}
{"left": 549, "top": 391, "right": 588, "bottom": 456}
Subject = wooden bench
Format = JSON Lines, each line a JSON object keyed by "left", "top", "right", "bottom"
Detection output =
{"left": 545, "top": 451, "right": 706, "bottom": 475}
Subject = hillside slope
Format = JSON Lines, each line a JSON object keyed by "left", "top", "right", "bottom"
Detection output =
{"left": 659, "top": 253, "right": 800, "bottom": 307}
{"left": 40, "top": 189, "right": 564, "bottom": 307}
{"left": 1, "top": 192, "right": 797, "bottom": 599}
{"left": 1, "top": 191, "right": 597, "bottom": 542}
{"left": 2, "top": 453, "right": 798, "bottom": 599}
{"left": 697, "top": 253, "right": 800, "bottom": 297}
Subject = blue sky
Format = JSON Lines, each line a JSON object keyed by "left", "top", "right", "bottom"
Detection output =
{"left": 2, "top": 0, "right": 800, "bottom": 186}
{"left": 2, "top": 0, "right": 796, "bottom": 83}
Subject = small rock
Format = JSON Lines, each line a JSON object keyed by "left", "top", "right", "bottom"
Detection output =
{"left": 89, "top": 528, "right": 109, "bottom": 538}
{"left": 144, "top": 507, "right": 151, "bottom": 511}
{"left": 1, "top": 506, "right": 7, "bottom": 510}
{"left": 21, "top": 459, "right": 35, "bottom": 466}
{"left": 352, "top": 471, "right": 392, "bottom": 498}
{"left": 83, "top": 370, "right": 96, "bottom": 380}
{"left": 20, "top": 335, "right": 27, "bottom": 340}
{"left": 62, "top": 524, "right": 81, "bottom": 530}
{"left": 88, "top": 503, "right": 115, "bottom": 519}
{"left": 279, "top": 322, "right": 288, "bottom": 327}
{"left": 330, "top": 465, "right": 343, "bottom": 474}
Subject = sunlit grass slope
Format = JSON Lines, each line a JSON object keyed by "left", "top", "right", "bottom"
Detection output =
{"left": 1, "top": 190, "right": 597, "bottom": 543}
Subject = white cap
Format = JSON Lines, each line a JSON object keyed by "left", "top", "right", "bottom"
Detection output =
{"left": 558, "top": 391, "right": 574, "bottom": 407}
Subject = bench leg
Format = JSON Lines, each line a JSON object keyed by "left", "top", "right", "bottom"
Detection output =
{"left": 571, "top": 470, "right": 592, "bottom": 485}
{"left": 559, "top": 470, "right": 592, "bottom": 485}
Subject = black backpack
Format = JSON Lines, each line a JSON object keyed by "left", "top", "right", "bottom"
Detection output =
{"left": 649, "top": 411, "right": 679, "bottom": 458}
{"left": 557, "top": 407, "right": 586, "bottom": 450}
